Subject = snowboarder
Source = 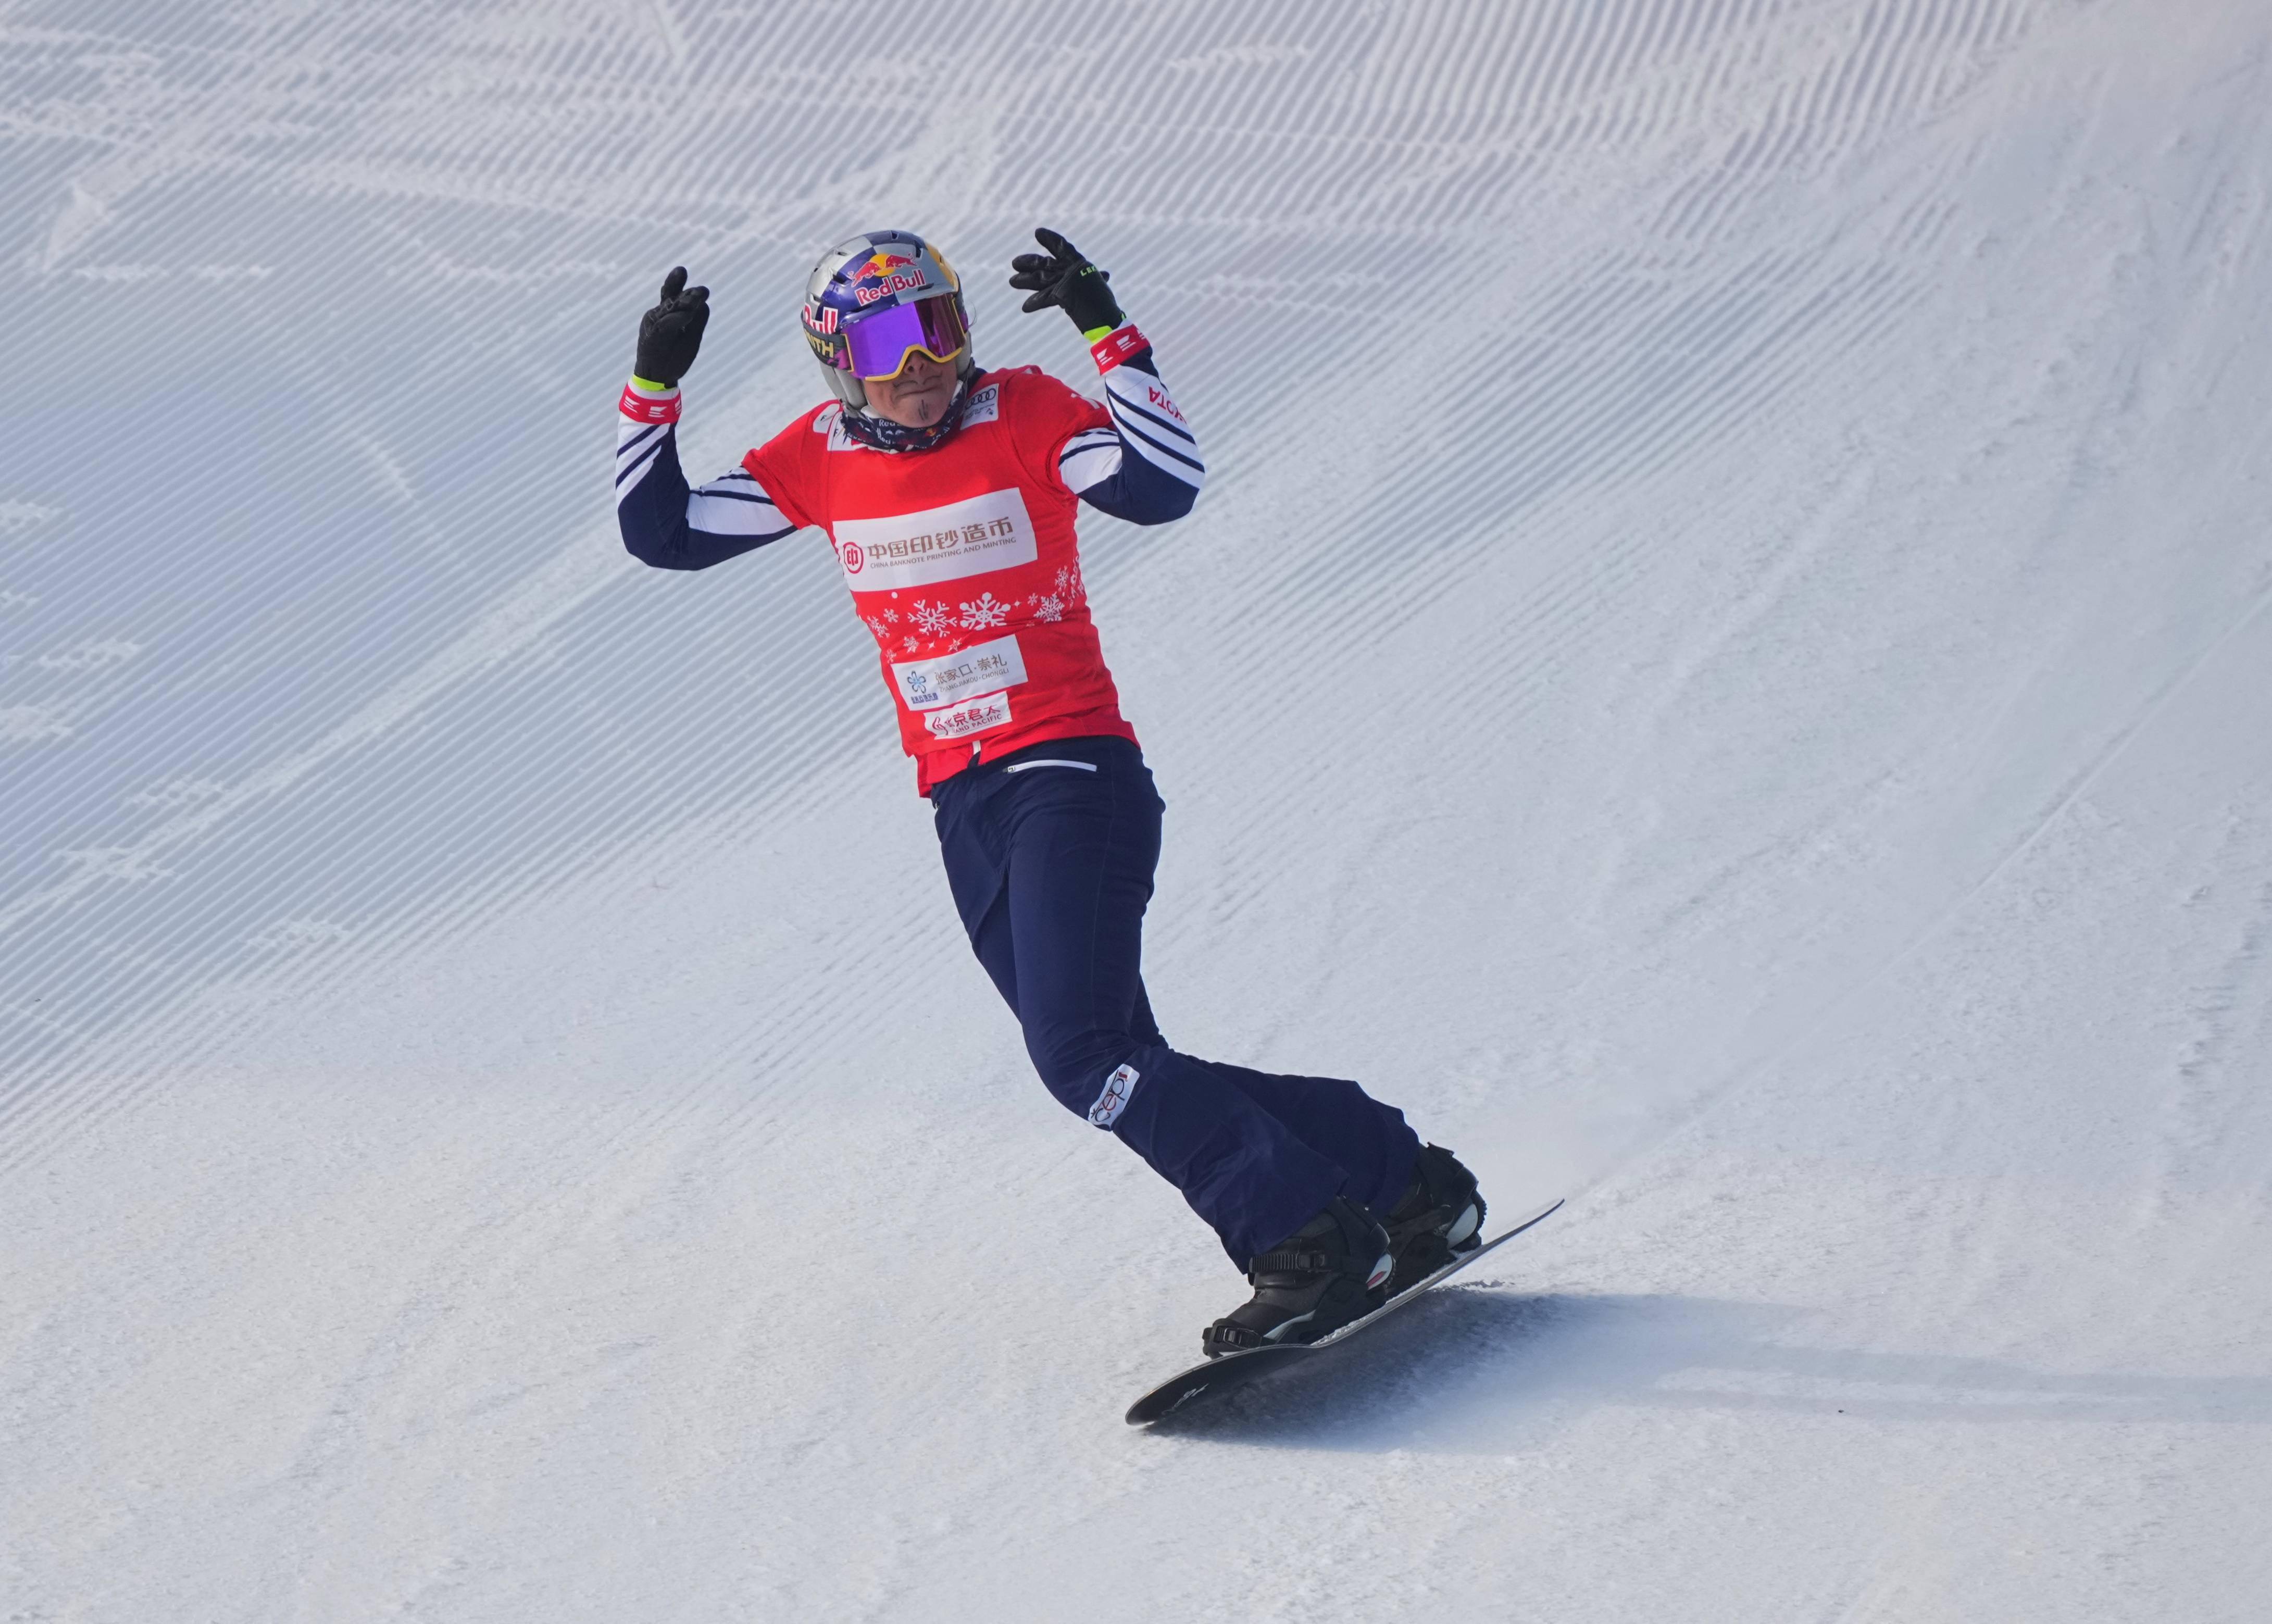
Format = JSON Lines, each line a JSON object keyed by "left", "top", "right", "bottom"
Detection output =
{"left": 614, "top": 229, "right": 1487, "bottom": 1356}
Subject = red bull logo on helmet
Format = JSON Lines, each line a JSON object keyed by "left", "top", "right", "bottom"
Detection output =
{"left": 851, "top": 246, "right": 931, "bottom": 306}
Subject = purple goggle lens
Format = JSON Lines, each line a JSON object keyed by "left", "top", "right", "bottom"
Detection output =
{"left": 843, "top": 296, "right": 968, "bottom": 379}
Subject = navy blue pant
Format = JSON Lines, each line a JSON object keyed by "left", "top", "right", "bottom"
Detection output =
{"left": 930, "top": 735, "right": 1419, "bottom": 1264}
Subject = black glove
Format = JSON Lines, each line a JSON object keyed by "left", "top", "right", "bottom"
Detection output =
{"left": 634, "top": 266, "right": 710, "bottom": 388}
{"left": 1008, "top": 228, "right": 1123, "bottom": 334}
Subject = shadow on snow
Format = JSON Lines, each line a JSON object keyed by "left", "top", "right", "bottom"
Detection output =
{"left": 1137, "top": 1285, "right": 2272, "bottom": 1451}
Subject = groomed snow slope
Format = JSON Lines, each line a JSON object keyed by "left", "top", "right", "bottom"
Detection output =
{"left": 5, "top": 1, "right": 2271, "bottom": 1617}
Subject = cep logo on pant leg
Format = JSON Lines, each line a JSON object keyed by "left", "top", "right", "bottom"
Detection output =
{"left": 1088, "top": 1063, "right": 1140, "bottom": 1128}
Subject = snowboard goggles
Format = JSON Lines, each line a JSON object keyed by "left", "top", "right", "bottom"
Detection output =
{"left": 839, "top": 295, "right": 969, "bottom": 380}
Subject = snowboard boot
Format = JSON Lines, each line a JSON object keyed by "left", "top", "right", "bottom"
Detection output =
{"left": 1381, "top": 1143, "right": 1487, "bottom": 1295}
{"left": 1202, "top": 1196, "right": 1393, "bottom": 1359}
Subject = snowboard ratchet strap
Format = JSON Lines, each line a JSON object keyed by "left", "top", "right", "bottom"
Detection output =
{"left": 1387, "top": 1201, "right": 1454, "bottom": 1242}
{"left": 1203, "top": 1321, "right": 1267, "bottom": 1354}
{"left": 1247, "top": 1247, "right": 1339, "bottom": 1281}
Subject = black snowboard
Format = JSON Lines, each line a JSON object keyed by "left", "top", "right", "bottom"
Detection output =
{"left": 1125, "top": 1196, "right": 1565, "bottom": 1425}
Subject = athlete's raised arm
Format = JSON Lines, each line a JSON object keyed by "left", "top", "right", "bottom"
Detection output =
{"left": 614, "top": 267, "right": 798, "bottom": 571}
{"left": 1010, "top": 230, "right": 1205, "bottom": 526}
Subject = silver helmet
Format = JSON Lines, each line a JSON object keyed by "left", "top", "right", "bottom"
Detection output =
{"left": 800, "top": 230, "right": 976, "bottom": 415}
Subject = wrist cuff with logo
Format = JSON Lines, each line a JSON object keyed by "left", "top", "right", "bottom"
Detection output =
{"left": 619, "top": 378, "right": 682, "bottom": 423}
{"left": 1089, "top": 325, "right": 1149, "bottom": 372}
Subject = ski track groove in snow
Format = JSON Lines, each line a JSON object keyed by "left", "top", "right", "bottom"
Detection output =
{"left": 0, "top": 0, "right": 1964, "bottom": 1140}
{"left": 8, "top": 2, "right": 2272, "bottom": 1619}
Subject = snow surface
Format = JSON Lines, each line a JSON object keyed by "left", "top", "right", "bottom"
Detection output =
{"left": 6, "top": 1, "right": 2271, "bottom": 1618}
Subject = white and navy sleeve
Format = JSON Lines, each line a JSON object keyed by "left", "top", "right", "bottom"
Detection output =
{"left": 615, "top": 381, "right": 797, "bottom": 570}
{"left": 1058, "top": 327, "right": 1205, "bottom": 526}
